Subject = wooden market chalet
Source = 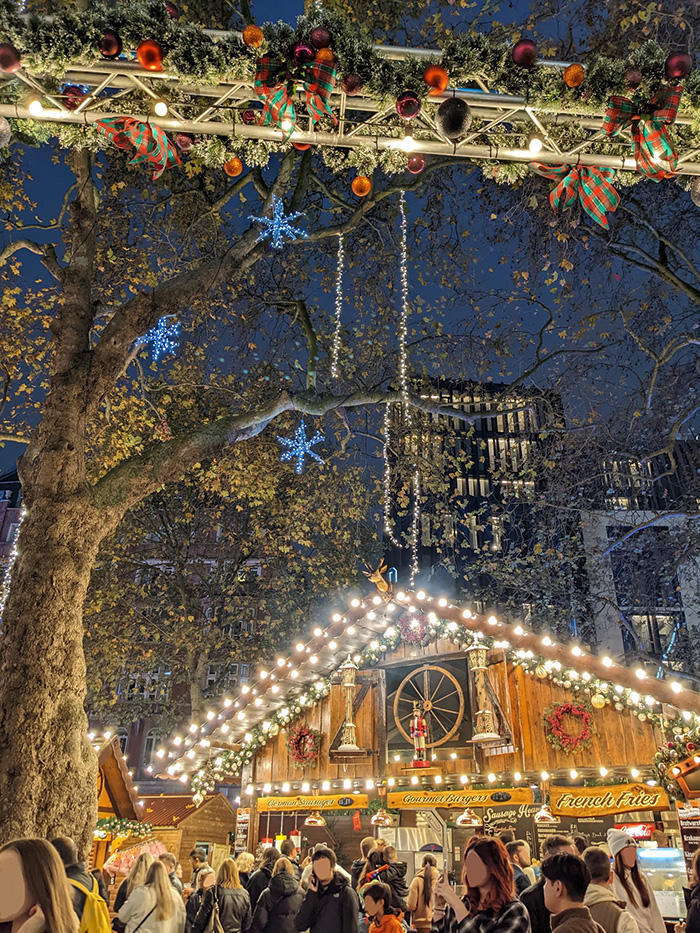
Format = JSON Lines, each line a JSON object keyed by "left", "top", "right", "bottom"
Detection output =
{"left": 161, "top": 580, "right": 700, "bottom": 882}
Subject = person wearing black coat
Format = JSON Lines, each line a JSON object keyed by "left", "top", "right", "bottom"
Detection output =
{"left": 250, "top": 861, "right": 303, "bottom": 933}
{"left": 520, "top": 878, "right": 549, "bottom": 933}
{"left": 193, "top": 862, "right": 252, "bottom": 933}
{"left": 246, "top": 849, "right": 280, "bottom": 911}
{"left": 295, "top": 849, "right": 358, "bottom": 933}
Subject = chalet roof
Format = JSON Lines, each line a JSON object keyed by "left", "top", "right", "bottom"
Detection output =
{"left": 141, "top": 793, "right": 234, "bottom": 826}
{"left": 98, "top": 736, "right": 141, "bottom": 820}
{"left": 159, "top": 588, "right": 700, "bottom": 787}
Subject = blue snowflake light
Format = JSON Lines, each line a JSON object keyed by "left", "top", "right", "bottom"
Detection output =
{"left": 277, "top": 419, "right": 324, "bottom": 474}
{"left": 250, "top": 196, "right": 308, "bottom": 250}
{"left": 139, "top": 316, "right": 180, "bottom": 361}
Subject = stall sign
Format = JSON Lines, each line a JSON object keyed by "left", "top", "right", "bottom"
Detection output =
{"left": 234, "top": 808, "right": 250, "bottom": 853}
{"left": 550, "top": 783, "right": 670, "bottom": 817}
{"left": 615, "top": 822, "right": 655, "bottom": 840}
{"left": 257, "top": 794, "right": 369, "bottom": 812}
{"left": 387, "top": 788, "right": 534, "bottom": 810}
{"left": 677, "top": 803, "right": 700, "bottom": 878}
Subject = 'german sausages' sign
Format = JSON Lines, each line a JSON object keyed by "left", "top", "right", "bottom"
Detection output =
{"left": 257, "top": 794, "right": 369, "bottom": 812}
{"left": 387, "top": 788, "right": 534, "bottom": 809}
{"left": 550, "top": 783, "right": 670, "bottom": 817}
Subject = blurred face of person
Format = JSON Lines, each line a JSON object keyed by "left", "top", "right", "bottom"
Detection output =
{"left": 557, "top": 845, "right": 577, "bottom": 858}
{"left": 313, "top": 858, "right": 334, "bottom": 886}
{"left": 176, "top": 864, "right": 183, "bottom": 880}
{"left": 201, "top": 872, "right": 215, "bottom": 890}
{"left": 0, "top": 850, "right": 32, "bottom": 924}
{"left": 465, "top": 851, "right": 489, "bottom": 889}
{"left": 514, "top": 844, "right": 531, "bottom": 868}
{"left": 621, "top": 845, "right": 637, "bottom": 869}
{"left": 364, "top": 895, "right": 380, "bottom": 919}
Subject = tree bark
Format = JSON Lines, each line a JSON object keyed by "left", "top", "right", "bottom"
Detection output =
{"left": 0, "top": 495, "right": 108, "bottom": 854}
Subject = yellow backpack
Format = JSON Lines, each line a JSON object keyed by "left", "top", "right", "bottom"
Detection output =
{"left": 69, "top": 878, "right": 112, "bottom": 933}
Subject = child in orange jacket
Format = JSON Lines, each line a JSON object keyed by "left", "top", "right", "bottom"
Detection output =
{"left": 362, "top": 882, "right": 404, "bottom": 933}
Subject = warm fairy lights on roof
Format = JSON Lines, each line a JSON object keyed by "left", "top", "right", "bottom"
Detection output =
{"left": 146, "top": 588, "right": 700, "bottom": 798}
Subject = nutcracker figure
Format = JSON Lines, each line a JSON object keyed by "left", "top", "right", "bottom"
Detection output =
{"left": 410, "top": 701, "right": 429, "bottom": 766}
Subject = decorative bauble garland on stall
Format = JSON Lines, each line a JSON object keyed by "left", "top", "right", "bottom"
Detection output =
{"left": 1, "top": 1, "right": 699, "bottom": 192}
{"left": 654, "top": 725, "right": 700, "bottom": 799}
{"left": 95, "top": 817, "right": 153, "bottom": 838}
{"left": 287, "top": 723, "right": 321, "bottom": 769}
{"left": 189, "top": 603, "right": 674, "bottom": 794}
{"left": 543, "top": 701, "right": 596, "bottom": 754}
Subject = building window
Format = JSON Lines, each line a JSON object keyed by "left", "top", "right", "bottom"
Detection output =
{"left": 143, "top": 729, "right": 158, "bottom": 768}
{"left": 116, "top": 728, "right": 128, "bottom": 754}
{"left": 6, "top": 522, "right": 18, "bottom": 543}
{"left": 240, "top": 664, "right": 249, "bottom": 681}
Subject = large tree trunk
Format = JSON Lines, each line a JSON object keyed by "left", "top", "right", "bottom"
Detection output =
{"left": 0, "top": 494, "right": 108, "bottom": 854}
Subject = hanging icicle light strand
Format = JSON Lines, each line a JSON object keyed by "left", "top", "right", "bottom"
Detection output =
{"left": 410, "top": 469, "right": 420, "bottom": 586}
{"left": 398, "top": 190, "right": 411, "bottom": 422}
{"left": 0, "top": 506, "right": 24, "bottom": 621}
{"left": 383, "top": 403, "right": 400, "bottom": 546}
{"left": 331, "top": 233, "right": 344, "bottom": 379}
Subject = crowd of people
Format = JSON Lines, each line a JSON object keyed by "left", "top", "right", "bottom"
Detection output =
{"left": 1, "top": 828, "right": 700, "bottom": 933}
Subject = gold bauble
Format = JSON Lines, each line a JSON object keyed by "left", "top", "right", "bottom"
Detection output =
{"left": 591, "top": 694, "right": 606, "bottom": 709}
{"left": 535, "top": 665, "right": 548, "bottom": 679}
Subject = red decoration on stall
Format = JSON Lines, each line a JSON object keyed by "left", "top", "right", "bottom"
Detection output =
{"left": 544, "top": 702, "right": 595, "bottom": 753}
{"left": 287, "top": 724, "right": 321, "bottom": 769}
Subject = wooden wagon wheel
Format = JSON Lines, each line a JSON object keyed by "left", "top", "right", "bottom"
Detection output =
{"left": 393, "top": 664, "right": 465, "bottom": 748}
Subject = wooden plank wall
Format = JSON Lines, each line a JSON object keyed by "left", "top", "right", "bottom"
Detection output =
{"left": 178, "top": 797, "right": 236, "bottom": 860}
{"left": 252, "top": 680, "right": 379, "bottom": 784}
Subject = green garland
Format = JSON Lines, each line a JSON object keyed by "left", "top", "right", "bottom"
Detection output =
{"left": 1, "top": 1, "right": 699, "bottom": 183}
{"left": 95, "top": 816, "right": 152, "bottom": 838}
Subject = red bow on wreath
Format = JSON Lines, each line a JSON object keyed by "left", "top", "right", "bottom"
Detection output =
{"left": 532, "top": 163, "right": 620, "bottom": 230}
{"left": 602, "top": 85, "right": 683, "bottom": 181}
{"left": 96, "top": 117, "right": 181, "bottom": 180}
{"left": 254, "top": 57, "right": 337, "bottom": 140}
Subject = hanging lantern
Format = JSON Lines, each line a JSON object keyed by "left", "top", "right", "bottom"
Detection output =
{"left": 435, "top": 98, "right": 472, "bottom": 140}
{"left": 310, "top": 26, "right": 332, "bottom": 49}
{"left": 512, "top": 38, "right": 538, "bottom": 69}
{"left": 563, "top": 63, "right": 585, "bottom": 88}
{"left": 342, "top": 73, "right": 363, "bottom": 96}
{"left": 534, "top": 803, "right": 560, "bottom": 824}
{"left": 242, "top": 25, "right": 264, "bottom": 48}
{"left": 424, "top": 64, "right": 449, "bottom": 94}
{"left": 0, "top": 43, "right": 21, "bottom": 74}
{"left": 455, "top": 808, "right": 482, "bottom": 826}
{"left": 304, "top": 810, "right": 327, "bottom": 827}
{"left": 370, "top": 808, "right": 394, "bottom": 827}
{"left": 137, "top": 40, "right": 164, "bottom": 71}
{"left": 99, "top": 31, "right": 122, "bottom": 60}
{"left": 396, "top": 91, "right": 421, "bottom": 120}
{"left": 665, "top": 53, "right": 692, "bottom": 80}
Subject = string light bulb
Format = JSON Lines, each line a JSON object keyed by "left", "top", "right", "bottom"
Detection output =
{"left": 330, "top": 233, "right": 344, "bottom": 378}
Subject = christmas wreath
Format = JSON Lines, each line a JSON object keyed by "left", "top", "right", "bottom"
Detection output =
{"left": 287, "top": 723, "right": 321, "bottom": 769}
{"left": 543, "top": 702, "right": 596, "bottom": 753}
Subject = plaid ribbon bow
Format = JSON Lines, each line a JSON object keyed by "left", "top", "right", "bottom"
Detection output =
{"left": 95, "top": 117, "right": 181, "bottom": 180}
{"left": 602, "top": 85, "right": 682, "bottom": 181}
{"left": 532, "top": 163, "right": 620, "bottom": 230}
{"left": 254, "top": 57, "right": 337, "bottom": 139}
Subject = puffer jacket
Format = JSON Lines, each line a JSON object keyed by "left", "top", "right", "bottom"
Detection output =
{"left": 192, "top": 885, "right": 251, "bottom": 933}
{"left": 250, "top": 871, "right": 303, "bottom": 933}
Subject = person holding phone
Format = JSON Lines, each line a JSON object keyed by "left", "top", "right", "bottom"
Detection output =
{"left": 432, "top": 838, "right": 530, "bottom": 933}
{"left": 294, "top": 848, "right": 358, "bottom": 933}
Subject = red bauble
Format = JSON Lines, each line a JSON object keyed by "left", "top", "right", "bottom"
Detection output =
{"left": 407, "top": 154, "right": 426, "bottom": 174}
{"left": 625, "top": 69, "right": 643, "bottom": 89}
{"left": 99, "top": 30, "right": 122, "bottom": 59}
{"left": 351, "top": 175, "right": 372, "bottom": 197}
{"left": 137, "top": 39, "right": 164, "bottom": 71}
{"left": 512, "top": 38, "right": 537, "bottom": 68}
{"left": 310, "top": 26, "right": 331, "bottom": 50}
{"left": 242, "top": 25, "right": 264, "bottom": 48}
{"left": 63, "top": 85, "right": 86, "bottom": 111}
{"left": 342, "top": 73, "right": 363, "bottom": 96}
{"left": 563, "top": 63, "right": 585, "bottom": 88}
{"left": 665, "top": 52, "right": 693, "bottom": 80}
{"left": 667, "top": 741, "right": 676, "bottom": 749}
{"left": 241, "top": 108, "right": 259, "bottom": 125}
{"left": 224, "top": 156, "right": 243, "bottom": 177}
{"left": 688, "top": 743, "right": 697, "bottom": 751}
{"left": 293, "top": 142, "right": 311, "bottom": 150}
{"left": 165, "top": 1, "right": 179, "bottom": 17}
{"left": 0, "top": 43, "right": 21, "bottom": 74}
{"left": 175, "top": 133, "right": 194, "bottom": 151}
{"left": 293, "top": 42, "right": 315, "bottom": 66}
{"left": 424, "top": 64, "right": 449, "bottom": 94}
{"left": 396, "top": 90, "right": 421, "bottom": 119}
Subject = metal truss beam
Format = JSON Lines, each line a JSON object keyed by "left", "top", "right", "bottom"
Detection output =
{"left": 2, "top": 56, "right": 699, "bottom": 175}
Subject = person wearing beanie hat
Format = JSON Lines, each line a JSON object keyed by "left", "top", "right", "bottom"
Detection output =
{"left": 606, "top": 830, "right": 665, "bottom": 933}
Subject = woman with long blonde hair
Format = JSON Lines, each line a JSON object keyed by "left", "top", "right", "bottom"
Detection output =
{"left": 234, "top": 855, "right": 254, "bottom": 891}
{"left": 113, "top": 853, "right": 156, "bottom": 916}
{"left": 193, "top": 861, "right": 251, "bottom": 933}
{"left": 118, "top": 861, "right": 184, "bottom": 933}
{"left": 0, "top": 838, "right": 78, "bottom": 933}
